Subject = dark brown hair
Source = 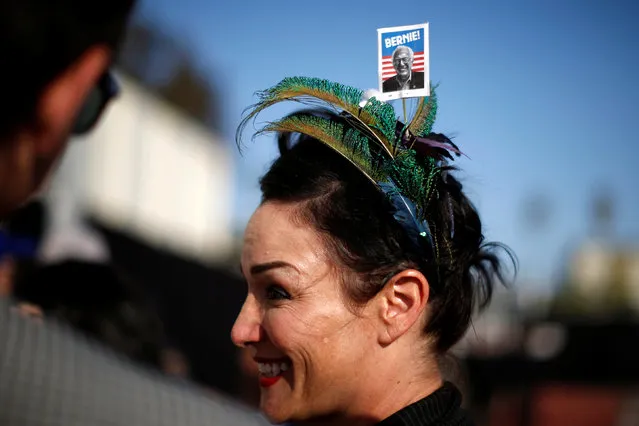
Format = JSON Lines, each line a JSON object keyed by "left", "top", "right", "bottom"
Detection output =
{"left": 259, "top": 111, "right": 516, "bottom": 353}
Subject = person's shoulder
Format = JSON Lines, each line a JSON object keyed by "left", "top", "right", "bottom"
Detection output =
{"left": 0, "top": 297, "right": 269, "bottom": 426}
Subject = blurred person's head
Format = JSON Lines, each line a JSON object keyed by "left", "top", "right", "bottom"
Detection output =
{"left": 232, "top": 78, "right": 515, "bottom": 424}
{"left": 13, "top": 259, "right": 166, "bottom": 369}
{"left": 0, "top": 0, "right": 137, "bottom": 218}
{"left": 392, "top": 45, "right": 414, "bottom": 80}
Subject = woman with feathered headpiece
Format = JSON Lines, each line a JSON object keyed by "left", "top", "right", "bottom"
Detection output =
{"left": 232, "top": 77, "right": 515, "bottom": 426}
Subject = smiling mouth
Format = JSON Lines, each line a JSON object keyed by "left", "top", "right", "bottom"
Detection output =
{"left": 256, "top": 358, "right": 291, "bottom": 387}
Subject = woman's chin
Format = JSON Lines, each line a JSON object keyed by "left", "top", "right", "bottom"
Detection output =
{"left": 260, "top": 404, "right": 291, "bottom": 425}
{"left": 260, "top": 393, "right": 294, "bottom": 424}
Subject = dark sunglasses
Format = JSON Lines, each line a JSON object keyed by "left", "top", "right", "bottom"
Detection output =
{"left": 72, "top": 71, "right": 119, "bottom": 135}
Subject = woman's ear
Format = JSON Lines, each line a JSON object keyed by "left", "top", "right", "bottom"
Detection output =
{"left": 375, "top": 269, "right": 429, "bottom": 346}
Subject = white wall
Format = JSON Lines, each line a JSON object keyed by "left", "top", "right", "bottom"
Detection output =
{"left": 45, "top": 71, "right": 234, "bottom": 265}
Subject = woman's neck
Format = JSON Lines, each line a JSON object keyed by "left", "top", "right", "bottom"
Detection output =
{"left": 301, "top": 357, "right": 444, "bottom": 426}
{"left": 363, "top": 369, "right": 444, "bottom": 424}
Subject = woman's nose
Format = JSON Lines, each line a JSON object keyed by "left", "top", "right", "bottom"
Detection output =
{"left": 231, "top": 295, "right": 261, "bottom": 348}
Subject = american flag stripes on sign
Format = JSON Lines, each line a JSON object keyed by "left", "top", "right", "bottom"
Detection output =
{"left": 381, "top": 51, "right": 425, "bottom": 81}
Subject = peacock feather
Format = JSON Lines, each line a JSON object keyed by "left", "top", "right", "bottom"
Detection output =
{"left": 237, "top": 77, "right": 398, "bottom": 155}
{"left": 238, "top": 76, "right": 459, "bottom": 261}
{"left": 407, "top": 84, "right": 438, "bottom": 137}
{"left": 387, "top": 152, "right": 441, "bottom": 221}
{"left": 258, "top": 112, "right": 386, "bottom": 184}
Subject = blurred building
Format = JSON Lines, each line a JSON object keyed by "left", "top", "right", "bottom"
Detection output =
{"left": 553, "top": 238, "right": 639, "bottom": 318}
{"left": 455, "top": 285, "right": 523, "bottom": 358}
{"left": 44, "top": 70, "right": 234, "bottom": 265}
{"left": 35, "top": 65, "right": 244, "bottom": 395}
{"left": 462, "top": 234, "right": 639, "bottom": 426}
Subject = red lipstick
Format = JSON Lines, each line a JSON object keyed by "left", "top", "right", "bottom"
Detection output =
{"left": 255, "top": 357, "right": 290, "bottom": 388}
{"left": 259, "top": 376, "right": 282, "bottom": 387}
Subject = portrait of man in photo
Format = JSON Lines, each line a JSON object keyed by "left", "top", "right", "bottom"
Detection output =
{"left": 382, "top": 45, "right": 425, "bottom": 93}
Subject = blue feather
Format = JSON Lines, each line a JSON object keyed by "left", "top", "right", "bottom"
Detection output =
{"left": 378, "top": 181, "right": 434, "bottom": 253}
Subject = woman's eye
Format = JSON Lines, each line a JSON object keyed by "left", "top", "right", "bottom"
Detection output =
{"left": 266, "top": 285, "right": 291, "bottom": 301}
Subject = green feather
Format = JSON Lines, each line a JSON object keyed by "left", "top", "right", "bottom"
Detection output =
{"left": 407, "top": 83, "right": 438, "bottom": 137}
{"left": 237, "top": 77, "right": 398, "bottom": 154}
{"left": 385, "top": 151, "right": 440, "bottom": 221}
{"left": 258, "top": 113, "right": 386, "bottom": 184}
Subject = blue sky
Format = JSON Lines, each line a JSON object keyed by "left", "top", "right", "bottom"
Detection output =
{"left": 133, "top": 0, "right": 639, "bottom": 295}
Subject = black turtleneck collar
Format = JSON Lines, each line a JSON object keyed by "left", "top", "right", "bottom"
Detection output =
{"left": 376, "top": 382, "right": 473, "bottom": 426}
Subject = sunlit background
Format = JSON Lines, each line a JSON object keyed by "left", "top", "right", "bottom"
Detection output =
{"left": 3, "top": 0, "right": 639, "bottom": 425}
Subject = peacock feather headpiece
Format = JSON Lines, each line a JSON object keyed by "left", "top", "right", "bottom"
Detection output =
{"left": 237, "top": 76, "right": 463, "bottom": 262}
